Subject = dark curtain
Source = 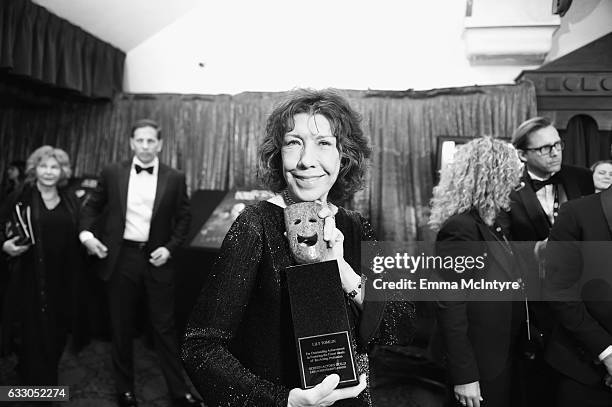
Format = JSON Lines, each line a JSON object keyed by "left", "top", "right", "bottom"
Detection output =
{"left": 561, "top": 114, "right": 611, "bottom": 167}
{"left": 0, "top": 0, "right": 124, "bottom": 100}
{"left": 0, "top": 82, "right": 536, "bottom": 241}
{"left": 349, "top": 82, "right": 536, "bottom": 241}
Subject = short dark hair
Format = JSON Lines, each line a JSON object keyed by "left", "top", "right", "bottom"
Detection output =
{"left": 8, "top": 160, "right": 25, "bottom": 174}
{"left": 591, "top": 159, "right": 612, "bottom": 172}
{"left": 511, "top": 117, "right": 553, "bottom": 150}
{"left": 131, "top": 119, "right": 161, "bottom": 139}
{"left": 258, "top": 89, "right": 371, "bottom": 202}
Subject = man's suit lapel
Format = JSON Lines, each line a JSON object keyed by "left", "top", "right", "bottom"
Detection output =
{"left": 559, "top": 165, "right": 581, "bottom": 200}
{"left": 118, "top": 161, "right": 131, "bottom": 220}
{"left": 152, "top": 164, "right": 169, "bottom": 219}
{"left": 600, "top": 187, "right": 612, "bottom": 236}
{"left": 517, "top": 171, "right": 551, "bottom": 236}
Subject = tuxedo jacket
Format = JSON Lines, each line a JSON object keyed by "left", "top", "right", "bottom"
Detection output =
{"left": 504, "top": 164, "right": 594, "bottom": 243}
{"left": 497, "top": 165, "right": 594, "bottom": 300}
{"left": 544, "top": 187, "right": 612, "bottom": 386}
{"left": 434, "top": 211, "right": 527, "bottom": 385}
{"left": 79, "top": 160, "right": 191, "bottom": 281}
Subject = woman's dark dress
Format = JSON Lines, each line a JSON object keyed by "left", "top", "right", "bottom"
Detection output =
{"left": 182, "top": 201, "right": 415, "bottom": 407}
{"left": 1, "top": 186, "right": 80, "bottom": 385}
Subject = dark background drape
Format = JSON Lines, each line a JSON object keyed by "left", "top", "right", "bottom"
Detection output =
{"left": 561, "top": 114, "right": 611, "bottom": 168}
{"left": 0, "top": 82, "right": 536, "bottom": 241}
{"left": 0, "top": 0, "right": 124, "bottom": 103}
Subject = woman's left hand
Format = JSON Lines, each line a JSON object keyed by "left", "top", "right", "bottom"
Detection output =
{"left": 317, "top": 203, "right": 362, "bottom": 302}
{"left": 2, "top": 236, "right": 30, "bottom": 257}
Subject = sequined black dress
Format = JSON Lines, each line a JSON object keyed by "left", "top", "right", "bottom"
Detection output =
{"left": 182, "top": 201, "right": 415, "bottom": 407}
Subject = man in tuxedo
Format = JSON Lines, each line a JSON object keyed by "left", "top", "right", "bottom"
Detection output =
{"left": 545, "top": 187, "right": 612, "bottom": 406}
{"left": 508, "top": 117, "right": 594, "bottom": 264}
{"left": 504, "top": 117, "right": 594, "bottom": 301}
{"left": 501, "top": 117, "right": 594, "bottom": 406}
{"left": 80, "top": 119, "right": 203, "bottom": 407}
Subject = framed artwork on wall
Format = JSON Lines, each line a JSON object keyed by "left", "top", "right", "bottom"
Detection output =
{"left": 189, "top": 189, "right": 274, "bottom": 250}
{"left": 435, "top": 136, "right": 474, "bottom": 175}
{"left": 435, "top": 136, "right": 512, "bottom": 180}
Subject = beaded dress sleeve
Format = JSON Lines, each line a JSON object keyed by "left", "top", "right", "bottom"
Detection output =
{"left": 182, "top": 205, "right": 290, "bottom": 407}
{"left": 353, "top": 213, "right": 416, "bottom": 348}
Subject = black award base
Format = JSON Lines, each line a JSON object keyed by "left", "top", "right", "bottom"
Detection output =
{"left": 285, "top": 260, "right": 359, "bottom": 389}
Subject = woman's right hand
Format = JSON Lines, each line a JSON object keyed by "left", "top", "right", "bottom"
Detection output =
{"left": 454, "top": 381, "right": 483, "bottom": 407}
{"left": 288, "top": 373, "right": 367, "bottom": 407}
{"left": 2, "top": 236, "right": 30, "bottom": 257}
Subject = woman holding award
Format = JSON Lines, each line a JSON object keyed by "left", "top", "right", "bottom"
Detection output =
{"left": 0, "top": 146, "right": 82, "bottom": 385}
{"left": 183, "top": 89, "right": 415, "bottom": 407}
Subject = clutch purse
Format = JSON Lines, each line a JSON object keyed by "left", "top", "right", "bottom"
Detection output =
{"left": 4, "top": 203, "right": 35, "bottom": 246}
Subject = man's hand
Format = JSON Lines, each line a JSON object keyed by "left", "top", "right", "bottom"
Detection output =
{"left": 149, "top": 247, "right": 170, "bottom": 267}
{"left": 287, "top": 373, "right": 367, "bottom": 407}
{"left": 604, "top": 374, "right": 612, "bottom": 389}
{"left": 603, "top": 353, "right": 612, "bottom": 377}
{"left": 454, "top": 381, "right": 483, "bottom": 407}
{"left": 83, "top": 237, "right": 108, "bottom": 258}
{"left": 2, "top": 236, "right": 30, "bottom": 257}
{"left": 534, "top": 238, "right": 548, "bottom": 262}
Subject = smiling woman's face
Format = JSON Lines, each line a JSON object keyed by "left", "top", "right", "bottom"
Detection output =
{"left": 36, "top": 156, "right": 61, "bottom": 188}
{"left": 281, "top": 113, "right": 340, "bottom": 203}
{"left": 593, "top": 162, "right": 612, "bottom": 191}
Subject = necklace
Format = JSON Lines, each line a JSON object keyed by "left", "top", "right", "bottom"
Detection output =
{"left": 282, "top": 189, "right": 297, "bottom": 205}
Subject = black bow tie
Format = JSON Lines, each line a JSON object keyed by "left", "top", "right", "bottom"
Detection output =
{"left": 135, "top": 164, "right": 154, "bottom": 175}
{"left": 532, "top": 174, "right": 560, "bottom": 191}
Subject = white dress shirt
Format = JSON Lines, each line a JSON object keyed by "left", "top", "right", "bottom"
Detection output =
{"left": 79, "top": 157, "right": 159, "bottom": 244}
{"left": 600, "top": 345, "right": 612, "bottom": 362}
{"left": 528, "top": 170, "right": 556, "bottom": 225}
{"left": 123, "top": 157, "right": 158, "bottom": 242}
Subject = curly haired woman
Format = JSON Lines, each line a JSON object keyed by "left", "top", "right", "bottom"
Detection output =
{"left": 430, "top": 136, "right": 526, "bottom": 407}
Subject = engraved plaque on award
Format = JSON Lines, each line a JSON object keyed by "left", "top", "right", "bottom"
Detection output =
{"left": 284, "top": 202, "right": 359, "bottom": 389}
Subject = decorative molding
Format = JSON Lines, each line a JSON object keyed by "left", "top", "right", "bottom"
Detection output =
{"left": 463, "top": 0, "right": 561, "bottom": 66}
{"left": 464, "top": 18, "right": 560, "bottom": 65}
{"left": 524, "top": 72, "right": 612, "bottom": 96}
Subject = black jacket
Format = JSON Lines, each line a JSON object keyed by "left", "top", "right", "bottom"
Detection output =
{"left": 79, "top": 160, "right": 191, "bottom": 281}
{"left": 504, "top": 164, "right": 593, "bottom": 242}
{"left": 434, "top": 211, "right": 527, "bottom": 384}
{"left": 545, "top": 187, "right": 612, "bottom": 386}
{"left": 0, "top": 183, "right": 84, "bottom": 355}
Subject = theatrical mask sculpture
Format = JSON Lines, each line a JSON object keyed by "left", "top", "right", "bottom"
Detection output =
{"left": 284, "top": 202, "right": 333, "bottom": 264}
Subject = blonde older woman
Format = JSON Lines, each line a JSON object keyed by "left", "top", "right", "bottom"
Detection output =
{"left": 0, "top": 146, "right": 81, "bottom": 386}
{"left": 429, "top": 137, "right": 525, "bottom": 407}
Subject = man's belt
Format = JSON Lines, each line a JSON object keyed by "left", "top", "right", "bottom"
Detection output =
{"left": 122, "top": 239, "right": 148, "bottom": 250}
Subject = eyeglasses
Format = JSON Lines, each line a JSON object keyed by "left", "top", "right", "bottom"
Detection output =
{"left": 524, "top": 141, "right": 565, "bottom": 156}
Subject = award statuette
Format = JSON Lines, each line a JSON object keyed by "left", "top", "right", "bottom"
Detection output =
{"left": 284, "top": 202, "right": 359, "bottom": 389}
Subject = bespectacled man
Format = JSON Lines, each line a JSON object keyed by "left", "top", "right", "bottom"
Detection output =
{"left": 497, "top": 116, "right": 594, "bottom": 407}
